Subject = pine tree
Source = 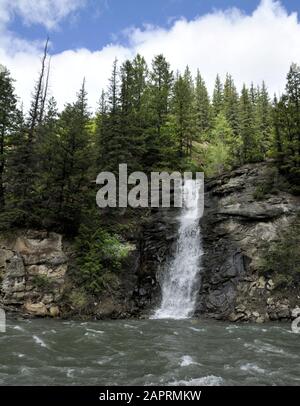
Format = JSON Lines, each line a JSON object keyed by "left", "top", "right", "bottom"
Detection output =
{"left": 145, "top": 54, "right": 174, "bottom": 170}
{"left": 272, "top": 94, "right": 284, "bottom": 161}
{"left": 99, "top": 59, "right": 123, "bottom": 173}
{"left": 47, "top": 81, "right": 92, "bottom": 233}
{"left": 257, "top": 81, "right": 272, "bottom": 157}
{"left": 130, "top": 54, "right": 149, "bottom": 167}
{"left": 250, "top": 82, "right": 258, "bottom": 106}
{"left": 119, "top": 56, "right": 148, "bottom": 171}
{"left": 0, "top": 67, "right": 17, "bottom": 209}
{"left": 173, "top": 67, "right": 195, "bottom": 158}
{"left": 6, "top": 40, "right": 51, "bottom": 225}
{"left": 273, "top": 64, "right": 300, "bottom": 183}
{"left": 239, "top": 84, "right": 259, "bottom": 163}
{"left": 95, "top": 90, "right": 108, "bottom": 169}
{"left": 195, "top": 70, "right": 211, "bottom": 139}
{"left": 33, "top": 96, "right": 59, "bottom": 224}
{"left": 223, "top": 74, "right": 239, "bottom": 137}
{"left": 285, "top": 64, "right": 300, "bottom": 177}
{"left": 212, "top": 74, "right": 224, "bottom": 118}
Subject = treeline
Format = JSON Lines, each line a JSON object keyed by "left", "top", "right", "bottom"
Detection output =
{"left": 0, "top": 49, "right": 299, "bottom": 234}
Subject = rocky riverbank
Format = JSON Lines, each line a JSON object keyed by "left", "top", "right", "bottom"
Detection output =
{"left": 198, "top": 161, "right": 300, "bottom": 323}
{"left": 0, "top": 161, "right": 299, "bottom": 322}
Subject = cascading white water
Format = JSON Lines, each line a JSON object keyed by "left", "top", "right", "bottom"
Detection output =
{"left": 153, "top": 179, "right": 203, "bottom": 320}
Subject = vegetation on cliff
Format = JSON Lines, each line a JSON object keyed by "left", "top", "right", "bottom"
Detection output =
{"left": 0, "top": 49, "right": 300, "bottom": 296}
{"left": 259, "top": 214, "right": 300, "bottom": 289}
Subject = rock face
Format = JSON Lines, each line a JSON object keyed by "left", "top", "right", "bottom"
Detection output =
{"left": 132, "top": 207, "right": 180, "bottom": 315}
{"left": 197, "top": 162, "right": 300, "bottom": 321}
{"left": 0, "top": 231, "right": 67, "bottom": 316}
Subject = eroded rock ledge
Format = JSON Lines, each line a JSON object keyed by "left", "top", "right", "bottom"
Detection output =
{"left": 0, "top": 231, "right": 67, "bottom": 317}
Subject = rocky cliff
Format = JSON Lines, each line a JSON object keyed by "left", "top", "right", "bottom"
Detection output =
{"left": 0, "top": 231, "right": 67, "bottom": 317}
{"left": 1, "top": 162, "right": 299, "bottom": 322}
{"left": 197, "top": 162, "right": 300, "bottom": 322}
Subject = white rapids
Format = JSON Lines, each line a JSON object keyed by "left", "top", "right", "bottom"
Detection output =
{"left": 153, "top": 179, "right": 203, "bottom": 319}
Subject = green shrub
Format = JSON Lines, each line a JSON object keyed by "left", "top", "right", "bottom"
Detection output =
{"left": 68, "top": 289, "right": 89, "bottom": 311}
{"left": 203, "top": 140, "right": 231, "bottom": 177}
{"left": 74, "top": 226, "right": 130, "bottom": 295}
{"left": 31, "top": 274, "right": 53, "bottom": 290}
{"left": 258, "top": 217, "right": 300, "bottom": 289}
{"left": 253, "top": 167, "right": 278, "bottom": 200}
{"left": 253, "top": 184, "right": 271, "bottom": 200}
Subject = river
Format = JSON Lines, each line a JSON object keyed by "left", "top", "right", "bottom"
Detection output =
{"left": 0, "top": 318, "right": 299, "bottom": 385}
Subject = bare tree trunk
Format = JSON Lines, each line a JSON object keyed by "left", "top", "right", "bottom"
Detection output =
{"left": 28, "top": 37, "right": 49, "bottom": 143}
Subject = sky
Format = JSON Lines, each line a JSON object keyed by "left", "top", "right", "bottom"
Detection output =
{"left": 1, "top": 0, "right": 300, "bottom": 111}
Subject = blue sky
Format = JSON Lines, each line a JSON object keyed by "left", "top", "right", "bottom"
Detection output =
{"left": 7, "top": 0, "right": 299, "bottom": 53}
{"left": 1, "top": 0, "right": 300, "bottom": 110}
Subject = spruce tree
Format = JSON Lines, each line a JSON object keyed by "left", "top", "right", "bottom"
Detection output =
{"left": 145, "top": 54, "right": 174, "bottom": 170}
{"left": 239, "top": 84, "right": 258, "bottom": 163}
{"left": 285, "top": 63, "right": 300, "bottom": 178}
{"left": 173, "top": 67, "right": 195, "bottom": 158}
{"left": 48, "top": 81, "right": 92, "bottom": 233}
{"left": 195, "top": 70, "right": 211, "bottom": 140}
{"left": 119, "top": 56, "right": 148, "bottom": 171}
{"left": 223, "top": 74, "right": 239, "bottom": 137}
{"left": 0, "top": 67, "right": 17, "bottom": 209}
{"left": 212, "top": 74, "right": 224, "bottom": 118}
{"left": 99, "top": 59, "right": 123, "bottom": 173}
{"left": 257, "top": 81, "right": 272, "bottom": 157}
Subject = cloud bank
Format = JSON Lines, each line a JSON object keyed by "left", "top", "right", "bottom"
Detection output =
{"left": 0, "top": 0, "right": 299, "bottom": 111}
{"left": 0, "top": 0, "right": 86, "bottom": 29}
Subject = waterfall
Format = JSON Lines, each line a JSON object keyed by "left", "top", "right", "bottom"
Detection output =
{"left": 153, "top": 179, "right": 203, "bottom": 320}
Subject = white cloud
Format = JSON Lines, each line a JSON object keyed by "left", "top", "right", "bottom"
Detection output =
{"left": 0, "top": 0, "right": 86, "bottom": 29}
{"left": 1, "top": 0, "right": 300, "bottom": 111}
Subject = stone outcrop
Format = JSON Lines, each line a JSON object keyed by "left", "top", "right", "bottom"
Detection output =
{"left": 132, "top": 207, "right": 180, "bottom": 315}
{"left": 197, "top": 162, "right": 300, "bottom": 321}
{"left": 0, "top": 231, "right": 67, "bottom": 316}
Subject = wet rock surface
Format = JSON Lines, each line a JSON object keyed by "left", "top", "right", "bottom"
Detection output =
{"left": 132, "top": 207, "right": 180, "bottom": 315}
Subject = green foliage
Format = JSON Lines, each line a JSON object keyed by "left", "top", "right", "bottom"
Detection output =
{"left": 68, "top": 289, "right": 90, "bottom": 311}
{"left": 202, "top": 113, "right": 241, "bottom": 176}
{"left": 253, "top": 184, "right": 271, "bottom": 201}
{"left": 258, "top": 217, "right": 300, "bottom": 289}
{"left": 212, "top": 74, "right": 224, "bottom": 118}
{"left": 74, "top": 226, "right": 129, "bottom": 295}
{"left": 203, "top": 140, "right": 231, "bottom": 177}
{"left": 252, "top": 167, "right": 279, "bottom": 200}
{"left": 273, "top": 63, "right": 300, "bottom": 184}
{"left": 173, "top": 68, "right": 195, "bottom": 157}
{"left": 31, "top": 274, "right": 53, "bottom": 291}
{"left": 223, "top": 74, "right": 239, "bottom": 137}
{"left": 195, "top": 71, "right": 211, "bottom": 139}
{"left": 1, "top": 57, "right": 298, "bottom": 251}
{"left": 239, "top": 85, "right": 261, "bottom": 163}
{"left": 0, "top": 67, "right": 18, "bottom": 209}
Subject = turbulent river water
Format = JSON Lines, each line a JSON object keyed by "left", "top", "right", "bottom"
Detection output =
{"left": 0, "top": 318, "right": 299, "bottom": 385}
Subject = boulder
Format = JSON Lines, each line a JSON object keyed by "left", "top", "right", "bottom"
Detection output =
{"left": 14, "top": 233, "right": 67, "bottom": 266}
{"left": 291, "top": 307, "right": 300, "bottom": 319}
{"left": 24, "top": 301, "right": 48, "bottom": 316}
{"left": 49, "top": 306, "right": 60, "bottom": 317}
{"left": 276, "top": 304, "right": 290, "bottom": 319}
